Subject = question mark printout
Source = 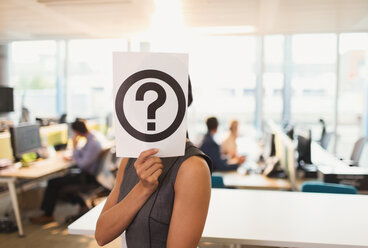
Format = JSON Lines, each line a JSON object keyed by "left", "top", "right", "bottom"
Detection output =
{"left": 113, "top": 52, "right": 188, "bottom": 158}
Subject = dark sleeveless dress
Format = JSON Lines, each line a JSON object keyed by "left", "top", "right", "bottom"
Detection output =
{"left": 118, "top": 141, "right": 212, "bottom": 248}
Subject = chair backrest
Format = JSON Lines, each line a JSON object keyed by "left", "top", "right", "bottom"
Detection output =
{"left": 301, "top": 181, "right": 357, "bottom": 194}
{"left": 359, "top": 143, "right": 368, "bottom": 168}
{"left": 351, "top": 137, "right": 368, "bottom": 163}
{"left": 59, "top": 113, "right": 67, "bottom": 124}
{"left": 95, "top": 146, "right": 116, "bottom": 190}
{"left": 211, "top": 175, "right": 225, "bottom": 188}
{"left": 93, "top": 147, "right": 111, "bottom": 175}
{"left": 321, "top": 132, "right": 333, "bottom": 150}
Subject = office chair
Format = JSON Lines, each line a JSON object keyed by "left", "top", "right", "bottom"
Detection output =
{"left": 320, "top": 132, "right": 333, "bottom": 150}
{"left": 63, "top": 147, "right": 114, "bottom": 224}
{"left": 211, "top": 175, "right": 225, "bottom": 188}
{"left": 301, "top": 181, "right": 357, "bottom": 194}
{"left": 318, "top": 119, "right": 333, "bottom": 149}
{"left": 59, "top": 113, "right": 67, "bottom": 123}
{"left": 95, "top": 147, "right": 117, "bottom": 191}
{"left": 350, "top": 137, "right": 368, "bottom": 164}
{"left": 80, "top": 147, "right": 113, "bottom": 200}
{"left": 61, "top": 147, "right": 113, "bottom": 207}
{"left": 340, "top": 137, "right": 368, "bottom": 167}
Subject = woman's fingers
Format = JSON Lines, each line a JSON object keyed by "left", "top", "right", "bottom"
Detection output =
{"left": 133, "top": 148, "right": 163, "bottom": 192}
{"left": 136, "top": 148, "right": 158, "bottom": 164}
{"left": 141, "top": 162, "right": 163, "bottom": 180}
{"left": 150, "top": 168, "right": 163, "bottom": 182}
{"left": 135, "top": 156, "right": 161, "bottom": 177}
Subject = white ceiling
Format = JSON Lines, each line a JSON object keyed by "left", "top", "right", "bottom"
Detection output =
{"left": 0, "top": 0, "right": 368, "bottom": 42}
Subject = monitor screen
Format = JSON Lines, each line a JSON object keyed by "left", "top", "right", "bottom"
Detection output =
{"left": 275, "top": 134, "right": 288, "bottom": 172}
{"left": 10, "top": 124, "right": 41, "bottom": 159}
{"left": 275, "top": 132, "right": 297, "bottom": 188}
{"left": 263, "top": 131, "right": 276, "bottom": 159}
{"left": 297, "top": 129, "right": 312, "bottom": 165}
{"left": 0, "top": 87, "right": 14, "bottom": 113}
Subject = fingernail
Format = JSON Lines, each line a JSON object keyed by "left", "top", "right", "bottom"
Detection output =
{"left": 154, "top": 148, "right": 159, "bottom": 152}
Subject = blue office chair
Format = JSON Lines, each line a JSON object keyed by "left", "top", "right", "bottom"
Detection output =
{"left": 211, "top": 175, "right": 225, "bottom": 188}
{"left": 301, "top": 181, "right": 357, "bottom": 194}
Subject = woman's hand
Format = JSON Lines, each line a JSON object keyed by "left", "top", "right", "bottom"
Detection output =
{"left": 134, "top": 149, "right": 163, "bottom": 194}
{"left": 237, "top": 155, "right": 246, "bottom": 165}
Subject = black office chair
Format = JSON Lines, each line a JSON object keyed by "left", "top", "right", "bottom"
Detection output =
{"left": 59, "top": 113, "right": 67, "bottom": 124}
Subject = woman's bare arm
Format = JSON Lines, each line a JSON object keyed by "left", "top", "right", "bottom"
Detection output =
{"left": 95, "top": 149, "right": 163, "bottom": 246}
{"left": 167, "top": 156, "right": 211, "bottom": 248}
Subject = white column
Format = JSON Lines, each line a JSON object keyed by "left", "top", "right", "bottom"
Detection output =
{"left": 0, "top": 44, "right": 9, "bottom": 86}
{"left": 364, "top": 60, "right": 368, "bottom": 137}
{"left": 255, "top": 36, "right": 264, "bottom": 135}
{"left": 333, "top": 34, "right": 340, "bottom": 154}
{"left": 282, "top": 36, "right": 292, "bottom": 124}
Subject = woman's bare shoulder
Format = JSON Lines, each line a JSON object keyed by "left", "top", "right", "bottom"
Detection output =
{"left": 175, "top": 156, "right": 211, "bottom": 188}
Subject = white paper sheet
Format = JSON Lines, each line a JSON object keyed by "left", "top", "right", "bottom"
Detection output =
{"left": 113, "top": 52, "right": 188, "bottom": 158}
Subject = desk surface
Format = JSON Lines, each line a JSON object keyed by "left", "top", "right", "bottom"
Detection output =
{"left": 219, "top": 136, "right": 292, "bottom": 191}
{"left": 311, "top": 142, "right": 348, "bottom": 168}
{"left": 0, "top": 151, "right": 70, "bottom": 179}
{"left": 68, "top": 188, "right": 368, "bottom": 248}
{"left": 219, "top": 172, "right": 292, "bottom": 190}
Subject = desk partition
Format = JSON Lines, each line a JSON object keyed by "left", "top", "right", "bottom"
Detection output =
{"left": 267, "top": 121, "right": 298, "bottom": 190}
{"left": 0, "top": 132, "right": 13, "bottom": 159}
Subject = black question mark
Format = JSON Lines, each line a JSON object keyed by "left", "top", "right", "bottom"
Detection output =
{"left": 136, "top": 82, "right": 167, "bottom": 131}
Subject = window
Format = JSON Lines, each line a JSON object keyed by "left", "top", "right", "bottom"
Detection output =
{"left": 290, "top": 34, "right": 337, "bottom": 145}
{"left": 337, "top": 33, "right": 368, "bottom": 158}
{"left": 10, "top": 40, "right": 57, "bottom": 121}
{"left": 188, "top": 36, "right": 257, "bottom": 142}
{"left": 263, "top": 35, "right": 284, "bottom": 123}
{"left": 9, "top": 32, "right": 367, "bottom": 158}
{"left": 151, "top": 35, "right": 257, "bottom": 143}
{"left": 67, "top": 39, "right": 128, "bottom": 119}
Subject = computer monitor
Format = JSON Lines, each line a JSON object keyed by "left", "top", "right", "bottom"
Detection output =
{"left": 0, "top": 87, "right": 14, "bottom": 113}
{"left": 275, "top": 134, "right": 287, "bottom": 172}
{"left": 263, "top": 131, "right": 276, "bottom": 159}
{"left": 0, "top": 133, "right": 13, "bottom": 159}
{"left": 297, "top": 129, "right": 312, "bottom": 165}
{"left": 10, "top": 124, "right": 42, "bottom": 160}
{"left": 286, "top": 141, "right": 297, "bottom": 190}
{"left": 275, "top": 131, "right": 297, "bottom": 189}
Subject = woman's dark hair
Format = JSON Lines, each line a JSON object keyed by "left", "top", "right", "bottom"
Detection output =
{"left": 206, "top": 117, "right": 218, "bottom": 132}
{"left": 71, "top": 118, "right": 88, "bottom": 134}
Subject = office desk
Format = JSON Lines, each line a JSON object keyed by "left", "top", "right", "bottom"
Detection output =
{"left": 218, "top": 172, "right": 292, "bottom": 190}
{"left": 68, "top": 188, "right": 368, "bottom": 248}
{"left": 219, "top": 136, "right": 292, "bottom": 190}
{"left": 0, "top": 152, "right": 71, "bottom": 236}
{"left": 311, "top": 142, "right": 347, "bottom": 167}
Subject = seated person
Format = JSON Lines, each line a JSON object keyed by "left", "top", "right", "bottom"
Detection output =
{"left": 200, "top": 117, "right": 245, "bottom": 172}
{"left": 221, "top": 119, "right": 240, "bottom": 159}
{"left": 30, "top": 119, "right": 103, "bottom": 224}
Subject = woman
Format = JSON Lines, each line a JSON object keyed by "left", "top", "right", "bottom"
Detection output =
{"left": 221, "top": 120, "right": 239, "bottom": 159}
{"left": 95, "top": 78, "right": 212, "bottom": 247}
